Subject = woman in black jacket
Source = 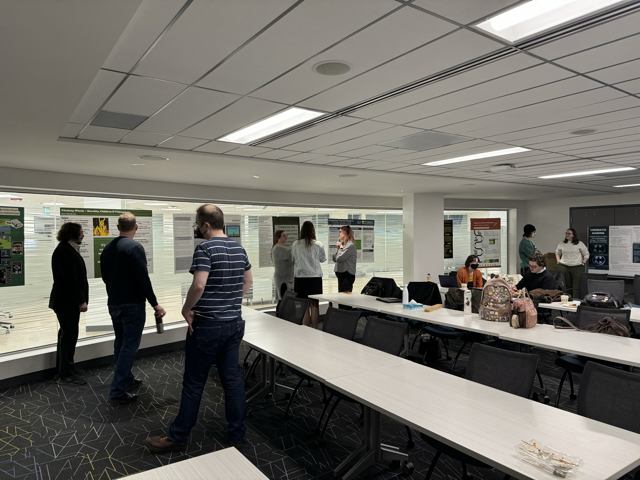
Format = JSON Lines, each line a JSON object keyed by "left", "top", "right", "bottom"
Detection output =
{"left": 50, "top": 222, "right": 88, "bottom": 385}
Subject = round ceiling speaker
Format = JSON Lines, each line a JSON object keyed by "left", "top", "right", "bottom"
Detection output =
{"left": 313, "top": 61, "right": 351, "bottom": 76}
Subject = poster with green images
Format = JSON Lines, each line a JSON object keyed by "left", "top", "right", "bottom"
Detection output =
{"left": 0, "top": 206, "right": 25, "bottom": 287}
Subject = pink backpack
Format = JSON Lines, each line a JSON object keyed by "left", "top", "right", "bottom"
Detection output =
{"left": 511, "top": 288, "right": 537, "bottom": 328}
{"left": 480, "top": 277, "right": 512, "bottom": 322}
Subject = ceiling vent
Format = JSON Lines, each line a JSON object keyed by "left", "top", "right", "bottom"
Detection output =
{"left": 90, "top": 110, "right": 149, "bottom": 130}
{"left": 490, "top": 164, "right": 518, "bottom": 173}
{"left": 378, "top": 131, "right": 471, "bottom": 151}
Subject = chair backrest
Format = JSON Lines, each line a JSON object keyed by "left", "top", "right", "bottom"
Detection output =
{"left": 407, "top": 281, "right": 442, "bottom": 306}
{"left": 587, "top": 279, "right": 625, "bottom": 303}
{"left": 278, "top": 296, "right": 310, "bottom": 325}
{"left": 578, "top": 273, "right": 608, "bottom": 299}
{"left": 466, "top": 343, "right": 539, "bottom": 398}
{"left": 578, "top": 362, "right": 640, "bottom": 435}
{"left": 275, "top": 290, "right": 297, "bottom": 316}
{"left": 548, "top": 270, "right": 566, "bottom": 291}
{"left": 361, "top": 316, "right": 407, "bottom": 356}
{"left": 574, "top": 305, "right": 631, "bottom": 330}
{"left": 634, "top": 275, "right": 640, "bottom": 306}
{"left": 322, "top": 307, "right": 360, "bottom": 340}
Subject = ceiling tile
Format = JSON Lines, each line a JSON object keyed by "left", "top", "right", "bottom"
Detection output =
{"left": 615, "top": 77, "right": 640, "bottom": 95}
{"left": 136, "top": 87, "right": 239, "bottom": 134}
{"left": 226, "top": 146, "right": 272, "bottom": 157}
{"left": 156, "top": 136, "right": 209, "bottom": 150}
{"left": 311, "top": 126, "right": 422, "bottom": 155}
{"left": 103, "top": 76, "right": 186, "bottom": 116}
{"left": 193, "top": 141, "right": 237, "bottom": 154}
{"left": 103, "top": 0, "right": 186, "bottom": 73}
{"left": 553, "top": 33, "right": 640, "bottom": 73}
{"left": 60, "top": 123, "right": 84, "bottom": 138}
{"left": 411, "top": 0, "right": 522, "bottom": 25}
{"left": 282, "top": 120, "right": 390, "bottom": 152}
{"left": 260, "top": 116, "right": 361, "bottom": 149}
{"left": 359, "top": 148, "right": 416, "bottom": 160}
{"left": 340, "top": 145, "right": 394, "bottom": 158}
{"left": 252, "top": 6, "right": 456, "bottom": 104}
{"left": 120, "top": 131, "right": 170, "bottom": 146}
{"left": 528, "top": 10, "right": 640, "bottom": 60}
{"left": 181, "top": 97, "right": 285, "bottom": 140}
{"left": 279, "top": 152, "right": 326, "bottom": 162}
{"left": 588, "top": 58, "right": 640, "bottom": 85}
{"left": 133, "top": 1, "right": 297, "bottom": 84}
{"left": 69, "top": 70, "right": 126, "bottom": 124}
{"left": 197, "top": 0, "right": 397, "bottom": 95}
{"left": 78, "top": 126, "right": 130, "bottom": 142}
{"left": 303, "top": 155, "right": 350, "bottom": 165}
{"left": 300, "top": 29, "right": 503, "bottom": 112}
{"left": 254, "top": 149, "right": 299, "bottom": 160}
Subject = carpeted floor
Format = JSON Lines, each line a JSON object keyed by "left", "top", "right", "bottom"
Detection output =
{"left": 0, "top": 316, "right": 616, "bottom": 480}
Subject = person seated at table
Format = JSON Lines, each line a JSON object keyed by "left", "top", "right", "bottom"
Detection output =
{"left": 457, "top": 255, "right": 483, "bottom": 288}
{"left": 513, "top": 252, "right": 554, "bottom": 292}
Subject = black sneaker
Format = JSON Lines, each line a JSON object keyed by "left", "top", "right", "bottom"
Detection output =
{"left": 126, "top": 379, "right": 143, "bottom": 391}
{"left": 57, "top": 375, "right": 87, "bottom": 385}
{"left": 109, "top": 392, "right": 138, "bottom": 405}
{"left": 71, "top": 368, "right": 85, "bottom": 375}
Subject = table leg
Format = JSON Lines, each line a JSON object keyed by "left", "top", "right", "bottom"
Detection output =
{"left": 246, "top": 352, "right": 271, "bottom": 405}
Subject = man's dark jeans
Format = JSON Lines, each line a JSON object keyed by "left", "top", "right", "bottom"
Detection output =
{"left": 109, "top": 303, "right": 146, "bottom": 398}
{"left": 168, "top": 317, "right": 246, "bottom": 445}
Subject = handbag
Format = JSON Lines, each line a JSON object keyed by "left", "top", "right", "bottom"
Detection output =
{"left": 582, "top": 292, "right": 622, "bottom": 309}
{"left": 511, "top": 288, "right": 537, "bottom": 328}
{"left": 553, "top": 316, "right": 630, "bottom": 337}
{"left": 418, "top": 335, "right": 442, "bottom": 363}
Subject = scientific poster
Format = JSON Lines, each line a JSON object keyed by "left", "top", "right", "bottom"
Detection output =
{"left": 259, "top": 216, "right": 301, "bottom": 268}
{"left": 327, "top": 219, "right": 375, "bottom": 264}
{"left": 0, "top": 206, "right": 25, "bottom": 287}
{"left": 444, "top": 219, "right": 453, "bottom": 259}
{"left": 588, "top": 225, "right": 640, "bottom": 276}
{"left": 60, "top": 208, "right": 153, "bottom": 278}
{"left": 470, "top": 218, "right": 501, "bottom": 268}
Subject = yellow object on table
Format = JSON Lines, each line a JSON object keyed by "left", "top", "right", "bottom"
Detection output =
{"left": 424, "top": 304, "right": 443, "bottom": 312}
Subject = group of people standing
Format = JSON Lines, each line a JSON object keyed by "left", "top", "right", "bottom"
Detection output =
{"left": 271, "top": 221, "right": 357, "bottom": 328}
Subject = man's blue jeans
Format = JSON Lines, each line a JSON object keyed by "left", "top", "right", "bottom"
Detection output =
{"left": 109, "top": 303, "right": 146, "bottom": 398}
{"left": 168, "top": 317, "right": 246, "bottom": 445}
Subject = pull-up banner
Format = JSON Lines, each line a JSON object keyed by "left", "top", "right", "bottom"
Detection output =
{"left": 470, "top": 218, "right": 501, "bottom": 268}
{"left": 0, "top": 206, "right": 25, "bottom": 287}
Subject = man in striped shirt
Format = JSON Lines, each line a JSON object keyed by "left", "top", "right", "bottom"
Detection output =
{"left": 145, "top": 204, "right": 253, "bottom": 453}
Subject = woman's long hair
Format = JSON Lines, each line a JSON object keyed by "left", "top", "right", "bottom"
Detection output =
{"left": 57, "top": 222, "right": 82, "bottom": 243}
{"left": 299, "top": 221, "right": 316, "bottom": 250}
{"left": 341, "top": 225, "right": 355, "bottom": 244}
{"left": 563, "top": 228, "right": 579, "bottom": 245}
{"left": 271, "top": 230, "right": 285, "bottom": 260}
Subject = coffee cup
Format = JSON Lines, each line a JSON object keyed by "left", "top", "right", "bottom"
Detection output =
{"left": 460, "top": 284, "right": 467, "bottom": 291}
{"left": 561, "top": 295, "right": 569, "bottom": 305}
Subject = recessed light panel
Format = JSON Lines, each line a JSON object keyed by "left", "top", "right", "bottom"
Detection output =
{"left": 540, "top": 167, "right": 635, "bottom": 179}
{"left": 613, "top": 183, "right": 640, "bottom": 188}
{"left": 218, "top": 107, "right": 324, "bottom": 144}
{"left": 476, "top": 0, "right": 626, "bottom": 42}
{"left": 423, "top": 147, "right": 529, "bottom": 166}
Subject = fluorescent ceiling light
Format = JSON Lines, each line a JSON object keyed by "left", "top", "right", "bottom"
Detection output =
{"left": 144, "top": 202, "right": 168, "bottom": 206}
{"left": 423, "top": 147, "right": 529, "bottom": 166}
{"left": 476, "top": 0, "right": 626, "bottom": 43}
{"left": 613, "top": 184, "right": 640, "bottom": 188}
{"left": 218, "top": 107, "right": 324, "bottom": 144}
{"left": 0, "top": 194, "right": 18, "bottom": 198}
{"left": 540, "top": 167, "right": 636, "bottom": 179}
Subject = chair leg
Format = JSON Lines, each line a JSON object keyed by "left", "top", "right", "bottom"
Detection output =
{"left": 555, "top": 370, "right": 568, "bottom": 407}
{"left": 320, "top": 383, "right": 328, "bottom": 404}
{"left": 319, "top": 397, "right": 342, "bottom": 442}
{"left": 283, "top": 377, "right": 304, "bottom": 420}
{"left": 405, "top": 425, "right": 415, "bottom": 448}
{"left": 244, "top": 354, "right": 261, "bottom": 382}
{"left": 424, "top": 450, "right": 442, "bottom": 480}
{"left": 461, "top": 461, "right": 472, "bottom": 480}
{"left": 450, "top": 341, "right": 468, "bottom": 374}
{"left": 536, "top": 368, "right": 545, "bottom": 390}
{"left": 567, "top": 370, "right": 576, "bottom": 400}
{"left": 411, "top": 325, "right": 426, "bottom": 350}
{"left": 442, "top": 339, "right": 451, "bottom": 360}
{"left": 314, "top": 393, "right": 334, "bottom": 435}
{"left": 242, "top": 347, "right": 254, "bottom": 367}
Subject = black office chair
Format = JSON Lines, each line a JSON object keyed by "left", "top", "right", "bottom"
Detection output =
{"left": 422, "top": 344, "right": 538, "bottom": 480}
{"left": 554, "top": 305, "right": 632, "bottom": 407}
{"left": 578, "top": 362, "right": 640, "bottom": 434}
{"left": 587, "top": 279, "right": 625, "bottom": 305}
{"left": 283, "top": 307, "right": 360, "bottom": 419}
{"left": 578, "top": 273, "right": 608, "bottom": 300}
{"left": 633, "top": 275, "right": 640, "bottom": 306}
{"left": 244, "top": 296, "right": 310, "bottom": 381}
{"left": 316, "top": 316, "right": 415, "bottom": 448}
{"left": 548, "top": 269, "right": 567, "bottom": 292}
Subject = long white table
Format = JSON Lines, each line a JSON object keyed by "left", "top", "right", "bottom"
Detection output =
{"left": 326, "top": 362, "right": 640, "bottom": 480}
{"left": 241, "top": 306, "right": 299, "bottom": 333}
{"left": 125, "top": 447, "right": 268, "bottom": 479}
{"left": 538, "top": 301, "right": 640, "bottom": 323}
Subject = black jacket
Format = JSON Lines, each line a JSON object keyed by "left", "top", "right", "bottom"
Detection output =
{"left": 49, "top": 241, "right": 89, "bottom": 310}
{"left": 516, "top": 269, "right": 555, "bottom": 291}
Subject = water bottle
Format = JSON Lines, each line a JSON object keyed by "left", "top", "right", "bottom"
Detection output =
{"left": 427, "top": 273, "right": 431, "bottom": 282}
{"left": 464, "top": 289, "right": 472, "bottom": 315}
{"left": 156, "top": 316, "right": 164, "bottom": 334}
{"left": 402, "top": 285, "right": 409, "bottom": 304}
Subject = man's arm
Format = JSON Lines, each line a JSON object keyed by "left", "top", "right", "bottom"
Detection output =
{"left": 243, "top": 268, "right": 253, "bottom": 297}
{"left": 181, "top": 270, "right": 208, "bottom": 334}
{"left": 131, "top": 245, "right": 160, "bottom": 308}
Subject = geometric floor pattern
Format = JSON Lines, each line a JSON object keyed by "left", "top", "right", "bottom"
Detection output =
{"left": 0, "top": 316, "right": 619, "bottom": 480}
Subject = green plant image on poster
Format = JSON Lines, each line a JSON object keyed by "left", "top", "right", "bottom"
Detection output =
{"left": 0, "top": 207, "right": 25, "bottom": 287}
{"left": 93, "top": 237, "right": 114, "bottom": 279}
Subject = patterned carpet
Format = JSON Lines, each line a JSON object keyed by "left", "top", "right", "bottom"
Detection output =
{"left": 0, "top": 316, "right": 615, "bottom": 480}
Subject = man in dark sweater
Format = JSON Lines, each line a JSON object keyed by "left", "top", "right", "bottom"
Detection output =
{"left": 514, "top": 252, "right": 555, "bottom": 291}
{"left": 101, "top": 212, "right": 165, "bottom": 404}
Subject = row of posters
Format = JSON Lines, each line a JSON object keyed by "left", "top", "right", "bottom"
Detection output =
{"left": 588, "top": 225, "right": 640, "bottom": 276}
{"left": 0, "top": 206, "right": 24, "bottom": 287}
{"left": 470, "top": 218, "right": 501, "bottom": 268}
{"left": 173, "top": 214, "right": 242, "bottom": 273}
{"left": 60, "top": 208, "right": 153, "bottom": 278}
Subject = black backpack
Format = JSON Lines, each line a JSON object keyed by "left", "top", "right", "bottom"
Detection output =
{"left": 582, "top": 292, "right": 622, "bottom": 309}
{"left": 361, "top": 280, "right": 382, "bottom": 297}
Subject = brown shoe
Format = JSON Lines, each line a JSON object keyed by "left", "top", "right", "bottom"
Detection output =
{"left": 144, "top": 435, "right": 185, "bottom": 454}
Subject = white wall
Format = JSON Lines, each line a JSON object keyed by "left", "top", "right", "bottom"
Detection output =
{"left": 525, "top": 191, "right": 640, "bottom": 255}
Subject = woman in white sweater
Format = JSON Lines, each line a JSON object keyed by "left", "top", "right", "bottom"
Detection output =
{"left": 291, "top": 221, "right": 326, "bottom": 328}
{"left": 555, "top": 228, "right": 589, "bottom": 298}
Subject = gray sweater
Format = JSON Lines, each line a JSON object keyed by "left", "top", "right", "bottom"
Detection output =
{"left": 332, "top": 241, "right": 357, "bottom": 275}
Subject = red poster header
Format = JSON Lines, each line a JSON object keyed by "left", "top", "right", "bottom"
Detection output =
{"left": 470, "top": 218, "right": 501, "bottom": 230}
